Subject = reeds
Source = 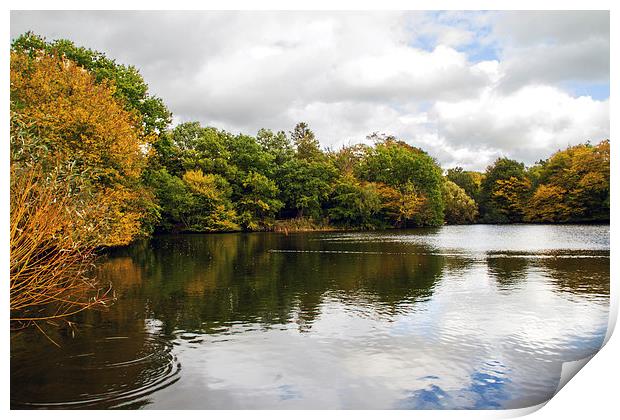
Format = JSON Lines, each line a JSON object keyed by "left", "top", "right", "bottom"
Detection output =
{"left": 271, "top": 217, "right": 341, "bottom": 234}
{"left": 10, "top": 161, "right": 113, "bottom": 330}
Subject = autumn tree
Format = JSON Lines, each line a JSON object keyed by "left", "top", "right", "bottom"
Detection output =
{"left": 491, "top": 176, "right": 532, "bottom": 223}
{"left": 11, "top": 50, "right": 154, "bottom": 246}
{"left": 442, "top": 180, "right": 478, "bottom": 224}
{"left": 526, "top": 140, "right": 609, "bottom": 222}
{"left": 12, "top": 32, "right": 171, "bottom": 135}
{"left": 357, "top": 139, "right": 444, "bottom": 226}
{"left": 10, "top": 153, "right": 112, "bottom": 327}
{"left": 524, "top": 184, "right": 572, "bottom": 222}
{"left": 374, "top": 184, "right": 404, "bottom": 226}
{"left": 181, "top": 170, "right": 240, "bottom": 232}
{"left": 479, "top": 158, "right": 531, "bottom": 223}
{"left": 446, "top": 167, "right": 483, "bottom": 203}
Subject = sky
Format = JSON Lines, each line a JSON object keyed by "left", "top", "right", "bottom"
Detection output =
{"left": 10, "top": 10, "right": 610, "bottom": 170}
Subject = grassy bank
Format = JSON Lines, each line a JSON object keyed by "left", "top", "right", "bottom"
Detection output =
{"left": 271, "top": 217, "right": 346, "bottom": 233}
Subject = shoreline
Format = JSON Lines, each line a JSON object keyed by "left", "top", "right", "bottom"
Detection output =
{"left": 147, "top": 221, "right": 610, "bottom": 236}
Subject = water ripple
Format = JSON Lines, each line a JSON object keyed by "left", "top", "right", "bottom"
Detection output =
{"left": 11, "top": 335, "right": 180, "bottom": 409}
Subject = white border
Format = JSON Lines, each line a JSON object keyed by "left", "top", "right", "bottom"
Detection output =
{"left": 2, "top": 2, "right": 617, "bottom": 419}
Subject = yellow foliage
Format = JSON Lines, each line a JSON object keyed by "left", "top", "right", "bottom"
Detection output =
{"left": 10, "top": 162, "right": 112, "bottom": 328}
{"left": 442, "top": 180, "right": 478, "bottom": 224}
{"left": 530, "top": 140, "right": 609, "bottom": 222}
{"left": 182, "top": 169, "right": 224, "bottom": 201}
{"left": 375, "top": 183, "right": 425, "bottom": 227}
{"left": 87, "top": 186, "right": 146, "bottom": 246}
{"left": 11, "top": 51, "right": 153, "bottom": 246}
{"left": 492, "top": 176, "right": 531, "bottom": 222}
{"left": 525, "top": 184, "right": 571, "bottom": 222}
{"left": 400, "top": 188, "right": 426, "bottom": 222}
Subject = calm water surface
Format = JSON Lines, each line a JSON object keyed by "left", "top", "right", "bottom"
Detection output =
{"left": 11, "top": 225, "right": 610, "bottom": 409}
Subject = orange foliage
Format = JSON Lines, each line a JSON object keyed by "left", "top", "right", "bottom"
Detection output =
{"left": 11, "top": 51, "right": 154, "bottom": 246}
{"left": 375, "top": 182, "right": 426, "bottom": 227}
{"left": 529, "top": 140, "right": 609, "bottom": 222}
{"left": 492, "top": 176, "right": 531, "bottom": 222}
{"left": 10, "top": 162, "right": 113, "bottom": 330}
{"left": 525, "top": 184, "right": 571, "bottom": 222}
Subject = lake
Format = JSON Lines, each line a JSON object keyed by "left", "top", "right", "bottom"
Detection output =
{"left": 10, "top": 224, "right": 610, "bottom": 409}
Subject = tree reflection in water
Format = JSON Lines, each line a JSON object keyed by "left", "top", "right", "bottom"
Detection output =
{"left": 10, "top": 226, "right": 609, "bottom": 409}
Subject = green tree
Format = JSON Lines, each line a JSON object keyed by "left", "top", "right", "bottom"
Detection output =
{"left": 225, "top": 133, "right": 274, "bottom": 196}
{"left": 480, "top": 158, "right": 530, "bottom": 223}
{"left": 145, "top": 168, "right": 194, "bottom": 231}
{"left": 169, "top": 123, "right": 233, "bottom": 177}
{"left": 330, "top": 144, "right": 370, "bottom": 175}
{"left": 257, "top": 128, "right": 294, "bottom": 166}
{"left": 12, "top": 32, "right": 171, "bottom": 135}
{"left": 149, "top": 133, "right": 184, "bottom": 177}
{"left": 290, "top": 122, "right": 323, "bottom": 161}
{"left": 328, "top": 175, "right": 382, "bottom": 228}
{"left": 236, "top": 171, "right": 284, "bottom": 230}
{"left": 357, "top": 139, "right": 444, "bottom": 226}
{"left": 442, "top": 180, "right": 478, "bottom": 224}
{"left": 446, "top": 167, "right": 483, "bottom": 202}
{"left": 278, "top": 158, "right": 337, "bottom": 219}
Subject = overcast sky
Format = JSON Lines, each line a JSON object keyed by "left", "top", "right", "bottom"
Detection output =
{"left": 10, "top": 10, "right": 610, "bottom": 170}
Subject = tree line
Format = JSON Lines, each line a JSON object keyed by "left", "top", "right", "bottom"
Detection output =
{"left": 148, "top": 122, "right": 610, "bottom": 232}
{"left": 9, "top": 32, "right": 610, "bottom": 324}
{"left": 11, "top": 33, "right": 609, "bottom": 245}
{"left": 11, "top": 32, "right": 610, "bottom": 245}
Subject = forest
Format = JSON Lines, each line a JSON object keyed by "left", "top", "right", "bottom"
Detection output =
{"left": 9, "top": 33, "right": 610, "bottom": 325}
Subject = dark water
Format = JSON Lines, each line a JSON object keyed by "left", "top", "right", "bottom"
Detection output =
{"left": 11, "top": 225, "right": 610, "bottom": 409}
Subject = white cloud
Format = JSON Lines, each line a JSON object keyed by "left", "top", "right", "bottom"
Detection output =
{"left": 491, "top": 10, "right": 609, "bottom": 47}
{"left": 490, "top": 11, "right": 610, "bottom": 90}
{"left": 431, "top": 86, "right": 609, "bottom": 167}
{"left": 10, "top": 10, "right": 610, "bottom": 171}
